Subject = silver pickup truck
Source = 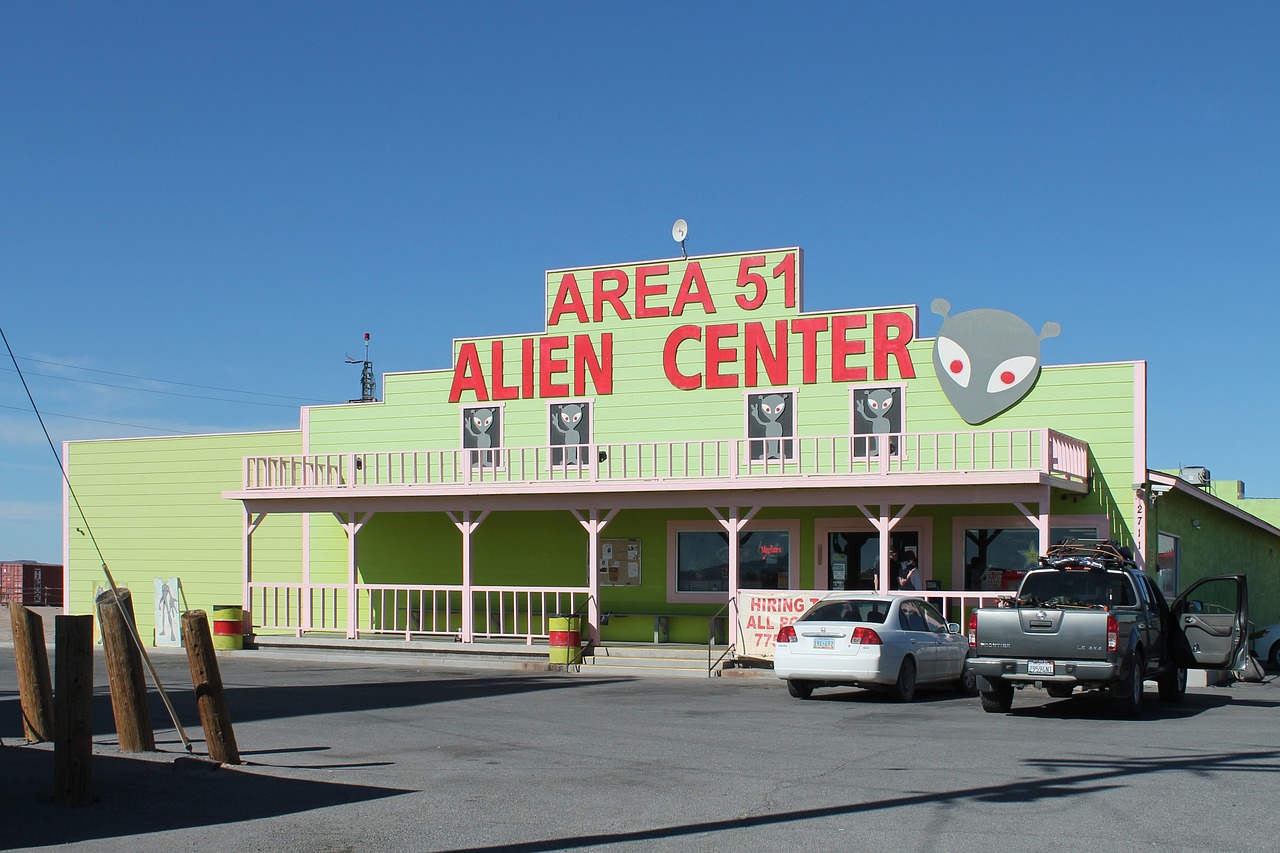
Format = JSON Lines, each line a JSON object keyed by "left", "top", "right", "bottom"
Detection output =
{"left": 967, "top": 541, "right": 1248, "bottom": 715}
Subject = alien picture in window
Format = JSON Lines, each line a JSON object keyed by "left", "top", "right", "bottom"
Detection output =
{"left": 931, "top": 299, "right": 1060, "bottom": 424}
{"left": 854, "top": 386, "right": 902, "bottom": 458}
{"left": 462, "top": 406, "right": 501, "bottom": 467}
{"left": 550, "top": 402, "right": 589, "bottom": 466}
{"left": 748, "top": 392, "right": 793, "bottom": 461}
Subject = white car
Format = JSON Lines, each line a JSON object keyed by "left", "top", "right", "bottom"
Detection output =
{"left": 774, "top": 593, "right": 974, "bottom": 701}
{"left": 1253, "top": 622, "right": 1280, "bottom": 668}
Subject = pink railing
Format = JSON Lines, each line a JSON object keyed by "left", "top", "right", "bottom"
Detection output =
{"left": 243, "top": 428, "right": 1090, "bottom": 490}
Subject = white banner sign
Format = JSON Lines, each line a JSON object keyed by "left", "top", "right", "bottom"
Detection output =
{"left": 736, "top": 590, "right": 826, "bottom": 660}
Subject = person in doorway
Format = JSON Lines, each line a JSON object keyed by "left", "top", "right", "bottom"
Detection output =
{"left": 873, "top": 548, "right": 904, "bottom": 592}
{"left": 897, "top": 550, "right": 919, "bottom": 590}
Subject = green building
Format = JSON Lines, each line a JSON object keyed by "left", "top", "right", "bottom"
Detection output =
{"left": 62, "top": 246, "right": 1280, "bottom": 656}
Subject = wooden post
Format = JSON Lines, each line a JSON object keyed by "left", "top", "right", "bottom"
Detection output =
{"left": 10, "top": 602, "right": 54, "bottom": 743}
{"left": 181, "top": 610, "right": 240, "bottom": 765}
{"left": 54, "top": 615, "right": 93, "bottom": 806}
{"left": 94, "top": 588, "right": 155, "bottom": 752}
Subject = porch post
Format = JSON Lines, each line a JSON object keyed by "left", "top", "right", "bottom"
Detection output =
{"left": 243, "top": 510, "right": 265, "bottom": 635}
{"left": 856, "top": 503, "right": 915, "bottom": 593}
{"left": 572, "top": 508, "right": 618, "bottom": 646}
{"left": 1015, "top": 492, "right": 1051, "bottom": 555}
{"left": 711, "top": 506, "right": 761, "bottom": 647}
{"left": 448, "top": 510, "right": 490, "bottom": 643}
{"left": 301, "top": 513, "right": 311, "bottom": 634}
{"left": 335, "top": 511, "right": 374, "bottom": 640}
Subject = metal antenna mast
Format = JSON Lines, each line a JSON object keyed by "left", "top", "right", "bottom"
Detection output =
{"left": 345, "top": 332, "right": 377, "bottom": 403}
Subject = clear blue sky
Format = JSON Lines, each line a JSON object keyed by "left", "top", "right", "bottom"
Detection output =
{"left": 3, "top": 3, "right": 1279, "bottom": 564}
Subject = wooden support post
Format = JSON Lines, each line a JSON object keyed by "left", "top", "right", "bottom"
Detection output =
{"left": 10, "top": 602, "right": 54, "bottom": 743}
{"left": 94, "top": 588, "right": 156, "bottom": 752}
{"left": 181, "top": 610, "right": 241, "bottom": 765}
{"left": 54, "top": 615, "right": 93, "bottom": 806}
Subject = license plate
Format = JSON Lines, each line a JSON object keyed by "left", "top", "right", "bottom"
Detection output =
{"left": 813, "top": 636, "right": 835, "bottom": 650}
{"left": 1028, "top": 660, "right": 1054, "bottom": 676}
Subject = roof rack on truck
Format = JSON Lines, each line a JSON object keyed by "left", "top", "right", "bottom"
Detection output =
{"left": 1038, "top": 539, "right": 1135, "bottom": 571}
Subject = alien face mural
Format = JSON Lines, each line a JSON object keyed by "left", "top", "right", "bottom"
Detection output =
{"left": 931, "top": 299, "right": 1060, "bottom": 425}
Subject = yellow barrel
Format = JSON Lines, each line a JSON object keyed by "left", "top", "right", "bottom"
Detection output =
{"left": 548, "top": 614, "right": 582, "bottom": 666}
{"left": 211, "top": 604, "right": 244, "bottom": 651}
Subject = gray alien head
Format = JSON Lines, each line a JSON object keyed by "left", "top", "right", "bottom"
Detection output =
{"left": 931, "top": 298, "right": 1060, "bottom": 425}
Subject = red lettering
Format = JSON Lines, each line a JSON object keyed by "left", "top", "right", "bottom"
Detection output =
{"left": 704, "top": 323, "right": 739, "bottom": 389}
{"left": 491, "top": 340, "right": 519, "bottom": 400}
{"left": 448, "top": 342, "right": 488, "bottom": 403}
{"left": 735, "top": 255, "right": 767, "bottom": 310}
{"left": 791, "top": 317, "right": 828, "bottom": 384}
{"left": 672, "top": 262, "right": 716, "bottom": 317}
{"left": 874, "top": 311, "right": 916, "bottom": 380}
{"left": 573, "top": 333, "right": 613, "bottom": 396}
{"left": 774, "top": 251, "right": 798, "bottom": 309}
{"left": 539, "top": 335, "right": 570, "bottom": 397}
{"left": 521, "top": 337, "right": 535, "bottom": 399}
{"left": 634, "top": 264, "right": 670, "bottom": 319}
{"left": 593, "top": 270, "right": 631, "bottom": 322}
{"left": 745, "top": 320, "right": 788, "bottom": 387}
{"left": 831, "top": 314, "right": 868, "bottom": 382}
{"left": 548, "top": 273, "right": 587, "bottom": 326}
{"left": 663, "top": 325, "right": 702, "bottom": 390}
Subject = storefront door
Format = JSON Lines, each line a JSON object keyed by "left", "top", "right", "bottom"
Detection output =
{"left": 818, "top": 525, "right": 921, "bottom": 592}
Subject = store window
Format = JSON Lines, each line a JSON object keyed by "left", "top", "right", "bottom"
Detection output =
{"left": 675, "top": 528, "right": 794, "bottom": 593}
{"left": 963, "top": 525, "right": 1101, "bottom": 591}
{"left": 1157, "top": 532, "right": 1180, "bottom": 598}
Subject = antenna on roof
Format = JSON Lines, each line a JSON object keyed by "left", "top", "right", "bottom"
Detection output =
{"left": 345, "top": 332, "right": 377, "bottom": 403}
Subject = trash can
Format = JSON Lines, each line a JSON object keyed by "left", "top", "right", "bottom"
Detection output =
{"left": 211, "top": 604, "right": 244, "bottom": 651}
{"left": 549, "top": 614, "right": 583, "bottom": 666}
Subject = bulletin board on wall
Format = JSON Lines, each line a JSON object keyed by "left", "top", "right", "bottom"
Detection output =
{"left": 599, "top": 539, "right": 642, "bottom": 586}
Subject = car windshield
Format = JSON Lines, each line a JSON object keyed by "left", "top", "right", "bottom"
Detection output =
{"left": 1017, "top": 571, "right": 1137, "bottom": 608}
{"left": 800, "top": 599, "right": 889, "bottom": 624}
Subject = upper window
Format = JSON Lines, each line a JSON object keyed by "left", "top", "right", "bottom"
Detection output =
{"left": 548, "top": 401, "right": 592, "bottom": 467}
{"left": 851, "top": 384, "right": 905, "bottom": 458}
{"left": 746, "top": 390, "right": 796, "bottom": 463}
{"left": 462, "top": 405, "right": 503, "bottom": 469}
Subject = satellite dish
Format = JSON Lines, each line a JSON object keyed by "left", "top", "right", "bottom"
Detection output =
{"left": 672, "top": 219, "right": 688, "bottom": 242}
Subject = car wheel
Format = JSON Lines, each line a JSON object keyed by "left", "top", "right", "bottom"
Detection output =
{"left": 1045, "top": 685, "right": 1074, "bottom": 699}
{"left": 1157, "top": 666, "right": 1186, "bottom": 703}
{"left": 787, "top": 679, "right": 814, "bottom": 700}
{"left": 1116, "top": 652, "right": 1145, "bottom": 716}
{"left": 980, "top": 682, "right": 1014, "bottom": 713}
{"left": 955, "top": 657, "right": 977, "bottom": 695}
{"left": 1270, "top": 643, "right": 1280, "bottom": 671}
{"left": 892, "top": 657, "right": 917, "bottom": 702}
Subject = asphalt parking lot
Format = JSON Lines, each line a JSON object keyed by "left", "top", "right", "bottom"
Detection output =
{"left": 2, "top": 644, "right": 1279, "bottom": 853}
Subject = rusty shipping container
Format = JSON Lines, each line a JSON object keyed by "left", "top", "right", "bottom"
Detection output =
{"left": 0, "top": 561, "right": 63, "bottom": 606}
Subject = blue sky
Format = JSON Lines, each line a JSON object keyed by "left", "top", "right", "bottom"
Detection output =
{"left": 3, "top": 3, "right": 1279, "bottom": 564}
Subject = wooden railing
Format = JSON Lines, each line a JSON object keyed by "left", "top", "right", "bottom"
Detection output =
{"left": 243, "top": 428, "right": 1090, "bottom": 490}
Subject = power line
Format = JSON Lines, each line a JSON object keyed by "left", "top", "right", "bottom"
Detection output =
{"left": 0, "top": 366, "right": 307, "bottom": 409}
{"left": 0, "top": 403, "right": 202, "bottom": 434}
{"left": 9, "top": 355, "right": 328, "bottom": 403}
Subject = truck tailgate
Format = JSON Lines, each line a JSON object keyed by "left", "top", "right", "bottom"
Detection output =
{"left": 975, "top": 608, "right": 1111, "bottom": 660}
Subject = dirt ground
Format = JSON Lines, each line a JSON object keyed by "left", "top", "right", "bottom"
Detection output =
{"left": 0, "top": 604, "right": 64, "bottom": 649}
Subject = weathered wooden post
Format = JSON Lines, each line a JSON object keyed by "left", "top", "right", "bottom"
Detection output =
{"left": 181, "top": 609, "right": 240, "bottom": 765}
{"left": 10, "top": 602, "right": 54, "bottom": 743}
{"left": 95, "top": 588, "right": 155, "bottom": 752}
{"left": 54, "top": 615, "right": 93, "bottom": 806}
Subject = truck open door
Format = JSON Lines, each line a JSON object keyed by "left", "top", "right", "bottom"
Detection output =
{"left": 1171, "top": 575, "right": 1249, "bottom": 670}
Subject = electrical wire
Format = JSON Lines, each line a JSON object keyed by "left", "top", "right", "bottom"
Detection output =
{"left": 0, "top": 322, "right": 194, "bottom": 754}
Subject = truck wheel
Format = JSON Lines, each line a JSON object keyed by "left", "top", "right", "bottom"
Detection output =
{"left": 787, "top": 679, "right": 814, "bottom": 700}
{"left": 892, "top": 658, "right": 917, "bottom": 702}
{"left": 1117, "top": 652, "right": 1145, "bottom": 716}
{"left": 1157, "top": 667, "right": 1186, "bottom": 702}
{"left": 980, "top": 683, "right": 1014, "bottom": 713}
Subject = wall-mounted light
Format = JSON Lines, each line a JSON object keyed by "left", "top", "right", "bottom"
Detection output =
{"left": 1191, "top": 519, "right": 1201, "bottom": 529}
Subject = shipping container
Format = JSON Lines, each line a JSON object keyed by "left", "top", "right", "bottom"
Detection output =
{"left": 0, "top": 562, "right": 64, "bottom": 606}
